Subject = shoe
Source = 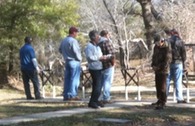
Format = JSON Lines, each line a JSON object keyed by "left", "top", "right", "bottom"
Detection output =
{"left": 151, "top": 101, "right": 160, "bottom": 105}
{"left": 97, "top": 101, "right": 104, "bottom": 107}
{"left": 177, "top": 100, "right": 187, "bottom": 103}
{"left": 155, "top": 105, "right": 164, "bottom": 110}
{"left": 64, "top": 97, "right": 81, "bottom": 101}
{"left": 36, "top": 96, "right": 44, "bottom": 100}
{"left": 72, "top": 97, "right": 81, "bottom": 100}
{"left": 27, "top": 97, "right": 34, "bottom": 100}
{"left": 101, "top": 100, "right": 112, "bottom": 104}
{"left": 88, "top": 103, "right": 100, "bottom": 109}
{"left": 155, "top": 102, "right": 165, "bottom": 110}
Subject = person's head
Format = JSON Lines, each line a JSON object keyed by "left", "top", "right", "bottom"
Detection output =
{"left": 170, "top": 28, "right": 179, "bottom": 36}
{"left": 153, "top": 34, "right": 164, "bottom": 46}
{"left": 88, "top": 30, "right": 100, "bottom": 44}
{"left": 69, "top": 26, "right": 79, "bottom": 37}
{"left": 153, "top": 34, "right": 161, "bottom": 43}
{"left": 100, "top": 30, "right": 108, "bottom": 36}
{"left": 100, "top": 30, "right": 111, "bottom": 39}
{"left": 165, "top": 28, "right": 180, "bottom": 36}
{"left": 24, "top": 36, "right": 32, "bottom": 44}
{"left": 164, "top": 28, "right": 171, "bottom": 36}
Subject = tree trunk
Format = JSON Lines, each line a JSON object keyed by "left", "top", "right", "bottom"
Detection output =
{"left": 0, "top": 62, "right": 8, "bottom": 88}
{"left": 137, "top": 0, "right": 154, "bottom": 51}
{"left": 102, "top": 0, "right": 126, "bottom": 68}
{"left": 8, "top": 45, "right": 14, "bottom": 73}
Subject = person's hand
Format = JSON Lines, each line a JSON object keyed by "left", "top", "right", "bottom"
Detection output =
{"left": 183, "top": 69, "right": 188, "bottom": 74}
{"left": 99, "top": 56, "right": 106, "bottom": 61}
{"left": 36, "top": 67, "right": 41, "bottom": 74}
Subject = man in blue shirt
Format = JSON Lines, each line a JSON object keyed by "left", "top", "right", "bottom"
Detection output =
{"left": 59, "top": 26, "right": 82, "bottom": 101}
{"left": 85, "top": 30, "right": 105, "bottom": 109}
{"left": 20, "top": 36, "right": 42, "bottom": 100}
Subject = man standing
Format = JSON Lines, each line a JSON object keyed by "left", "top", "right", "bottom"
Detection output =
{"left": 151, "top": 34, "right": 172, "bottom": 109}
{"left": 85, "top": 30, "right": 105, "bottom": 109}
{"left": 20, "top": 36, "right": 42, "bottom": 100}
{"left": 98, "top": 30, "right": 115, "bottom": 103}
{"left": 59, "top": 26, "right": 82, "bottom": 101}
{"left": 166, "top": 29, "right": 187, "bottom": 103}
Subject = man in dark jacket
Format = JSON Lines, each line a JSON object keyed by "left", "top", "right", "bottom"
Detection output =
{"left": 151, "top": 34, "right": 172, "bottom": 109}
{"left": 166, "top": 29, "right": 187, "bottom": 103}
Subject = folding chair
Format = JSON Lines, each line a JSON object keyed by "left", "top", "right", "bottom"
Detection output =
{"left": 40, "top": 69, "right": 56, "bottom": 98}
{"left": 80, "top": 65, "right": 92, "bottom": 99}
{"left": 121, "top": 67, "right": 141, "bottom": 101}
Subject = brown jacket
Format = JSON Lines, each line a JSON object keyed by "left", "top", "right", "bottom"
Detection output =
{"left": 151, "top": 40, "right": 172, "bottom": 74}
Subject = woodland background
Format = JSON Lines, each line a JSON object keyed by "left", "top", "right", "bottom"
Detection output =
{"left": 0, "top": 0, "right": 195, "bottom": 87}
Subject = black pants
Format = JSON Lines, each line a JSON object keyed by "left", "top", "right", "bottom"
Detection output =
{"left": 89, "top": 69, "right": 102, "bottom": 104}
{"left": 21, "top": 70, "right": 41, "bottom": 99}
{"left": 155, "top": 73, "right": 167, "bottom": 105}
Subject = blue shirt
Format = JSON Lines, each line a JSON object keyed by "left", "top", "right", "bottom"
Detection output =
{"left": 20, "top": 43, "right": 36, "bottom": 70}
{"left": 84, "top": 42, "right": 103, "bottom": 70}
{"left": 59, "top": 36, "right": 82, "bottom": 62}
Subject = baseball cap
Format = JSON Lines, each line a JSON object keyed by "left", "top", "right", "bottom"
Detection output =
{"left": 153, "top": 34, "right": 161, "bottom": 43}
{"left": 69, "top": 26, "right": 79, "bottom": 34}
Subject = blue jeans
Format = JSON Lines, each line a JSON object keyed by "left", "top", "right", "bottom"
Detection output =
{"left": 101, "top": 66, "right": 114, "bottom": 101}
{"left": 21, "top": 70, "right": 41, "bottom": 99}
{"left": 63, "top": 60, "right": 81, "bottom": 99}
{"left": 166, "top": 63, "right": 184, "bottom": 101}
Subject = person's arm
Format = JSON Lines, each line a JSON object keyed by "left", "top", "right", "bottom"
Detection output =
{"left": 30, "top": 47, "right": 40, "bottom": 73}
{"left": 181, "top": 41, "right": 187, "bottom": 70}
{"left": 105, "top": 41, "right": 115, "bottom": 65}
{"left": 59, "top": 41, "right": 63, "bottom": 54}
{"left": 72, "top": 40, "right": 82, "bottom": 61}
{"left": 151, "top": 46, "right": 159, "bottom": 71}
{"left": 32, "top": 58, "right": 40, "bottom": 73}
{"left": 85, "top": 44, "right": 103, "bottom": 62}
{"left": 163, "top": 42, "right": 172, "bottom": 71}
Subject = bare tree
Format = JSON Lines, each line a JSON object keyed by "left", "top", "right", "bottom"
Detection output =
{"left": 79, "top": 0, "right": 146, "bottom": 68}
{"left": 79, "top": 0, "right": 195, "bottom": 68}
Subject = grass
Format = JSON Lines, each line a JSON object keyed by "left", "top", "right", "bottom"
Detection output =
{"left": 0, "top": 88, "right": 86, "bottom": 119}
{"left": 1, "top": 70, "right": 195, "bottom": 126}
{"left": 5, "top": 106, "right": 195, "bottom": 126}
{"left": 1, "top": 87, "right": 195, "bottom": 126}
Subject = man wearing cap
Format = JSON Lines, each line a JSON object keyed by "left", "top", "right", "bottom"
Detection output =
{"left": 59, "top": 26, "right": 82, "bottom": 101}
{"left": 151, "top": 34, "right": 172, "bottom": 109}
{"left": 20, "top": 36, "right": 42, "bottom": 100}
